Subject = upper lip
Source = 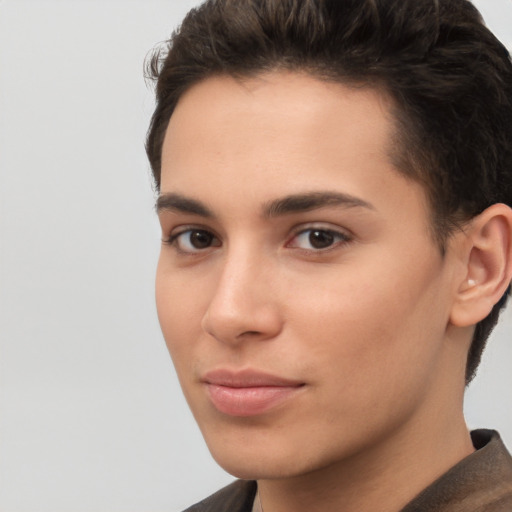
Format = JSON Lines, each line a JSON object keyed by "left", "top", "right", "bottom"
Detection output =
{"left": 202, "top": 368, "right": 304, "bottom": 388}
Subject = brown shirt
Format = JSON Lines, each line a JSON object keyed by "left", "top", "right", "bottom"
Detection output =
{"left": 183, "top": 430, "right": 512, "bottom": 512}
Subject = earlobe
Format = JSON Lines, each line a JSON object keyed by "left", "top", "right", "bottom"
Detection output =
{"left": 450, "top": 203, "right": 512, "bottom": 328}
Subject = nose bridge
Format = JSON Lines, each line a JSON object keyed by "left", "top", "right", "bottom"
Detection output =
{"left": 201, "top": 242, "right": 281, "bottom": 343}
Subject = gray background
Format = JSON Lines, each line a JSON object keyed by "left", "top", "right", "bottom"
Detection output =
{"left": 0, "top": 1, "right": 511, "bottom": 511}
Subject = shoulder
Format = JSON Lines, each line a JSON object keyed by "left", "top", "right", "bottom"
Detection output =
{"left": 182, "top": 480, "right": 257, "bottom": 512}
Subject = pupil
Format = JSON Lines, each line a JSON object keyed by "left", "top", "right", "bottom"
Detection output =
{"left": 309, "top": 230, "right": 334, "bottom": 249}
{"left": 190, "top": 231, "right": 212, "bottom": 248}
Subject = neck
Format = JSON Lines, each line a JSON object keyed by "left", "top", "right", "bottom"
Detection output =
{"left": 256, "top": 412, "right": 474, "bottom": 512}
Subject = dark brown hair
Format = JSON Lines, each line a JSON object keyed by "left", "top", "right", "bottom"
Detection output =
{"left": 146, "top": 0, "right": 512, "bottom": 383}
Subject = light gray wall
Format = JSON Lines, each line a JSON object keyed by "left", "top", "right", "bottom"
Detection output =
{"left": 0, "top": 1, "right": 510, "bottom": 511}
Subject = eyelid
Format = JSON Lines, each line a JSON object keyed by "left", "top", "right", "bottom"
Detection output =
{"left": 286, "top": 223, "right": 353, "bottom": 251}
{"left": 163, "top": 225, "right": 221, "bottom": 253}
{"left": 163, "top": 223, "right": 217, "bottom": 241}
{"left": 161, "top": 222, "right": 353, "bottom": 254}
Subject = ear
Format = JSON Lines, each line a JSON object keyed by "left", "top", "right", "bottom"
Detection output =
{"left": 450, "top": 203, "right": 512, "bottom": 328}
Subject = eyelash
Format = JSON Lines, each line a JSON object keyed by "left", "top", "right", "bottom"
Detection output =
{"left": 287, "top": 227, "right": 352, "bottom": 252}
{"left": 164, "top": 227, "right": 221, "bottom": 254}
{"left": 163, "top": 225, "right": 352, "bottom": 254}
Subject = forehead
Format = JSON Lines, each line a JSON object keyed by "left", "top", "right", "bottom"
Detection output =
{"left": 160, "top": 71, "right": 428, "bottom": 226}
{"left": 163, "top": 72, "right": 394, "bottom": 162}
{"left": 163, "top": 73, "right": 391, "bottom": 174}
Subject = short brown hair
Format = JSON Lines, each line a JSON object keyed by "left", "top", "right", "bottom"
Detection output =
{"left": 145, "top": 0, "right": 512, "bottom": 383}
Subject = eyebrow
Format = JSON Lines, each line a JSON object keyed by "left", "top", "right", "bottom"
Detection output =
{"left": 263, "top": 191, "right": 375, "bottom": 217}
{"left": 156, "top": 193, "right": 214, "bottom": 217}
{"left": 155, "top": 190, "right": 375, "bottom": 218}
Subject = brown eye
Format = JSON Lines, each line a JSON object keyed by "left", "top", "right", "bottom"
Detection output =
{"left": 288, "top": 228, "right": 350, "bottom": 251}
{"left": 308, "top": 230, "right": 335, "bottom": 249}
{"left": 189, "top": 230, "right": 215, "bottom": 249}
{"left": 170, "top": 229, "right": 221, "bottom": 253}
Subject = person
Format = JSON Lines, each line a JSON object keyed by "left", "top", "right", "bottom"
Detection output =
{"left": 145, "top": 0, "right": 512, "bottom": 510}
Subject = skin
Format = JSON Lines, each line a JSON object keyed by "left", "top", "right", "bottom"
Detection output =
{"left": 156, "top": 72, "right": 479, "bottom": 512}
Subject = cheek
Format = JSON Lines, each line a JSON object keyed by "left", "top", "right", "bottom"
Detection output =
{"left": 155, "top": 261, "right": 207, "bottom": 362}
{"left": 155, "top": 267, "right": 213, "bottom": 420}
{"left": 287, "top": 254, "right": 448, "bottom": 397}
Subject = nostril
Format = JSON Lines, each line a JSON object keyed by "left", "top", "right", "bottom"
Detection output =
{"left": 238, "top": 330, "right": 263, "bottom": 337}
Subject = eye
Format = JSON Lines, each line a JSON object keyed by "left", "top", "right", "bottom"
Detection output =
{"left": 288, "top": 228, "right": 350, "bottom": 251}
{"left": 167, "top": 228, "right": 221, "bottom": 253}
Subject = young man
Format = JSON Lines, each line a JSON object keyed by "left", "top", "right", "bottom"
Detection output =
{"left": 146, "top": 0, "right": 512, "bottom": 510}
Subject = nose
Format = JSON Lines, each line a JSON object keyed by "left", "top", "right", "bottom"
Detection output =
{"left": 201, "top": 250, "right": 283, "bottom": 345}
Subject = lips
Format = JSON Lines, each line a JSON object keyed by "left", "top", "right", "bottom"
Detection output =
{"left": 203, "top": 369, "right": 305, "bottom": 417}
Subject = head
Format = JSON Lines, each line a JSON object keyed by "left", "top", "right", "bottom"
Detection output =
{"left": 147, "top": 0, "right": 512, "bottom": 384}
{"left": 147, "top": 0, "right": 512, "bottom": 487}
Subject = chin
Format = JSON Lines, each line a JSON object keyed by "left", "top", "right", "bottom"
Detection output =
{"left": 211, "top": 453, "right": 303, "bottom": 481}
{"left": 204, "top": 437, "right": 285, "bottom": 479}
{"left": 203, "top": 430, "right": 335, "bottom": 481}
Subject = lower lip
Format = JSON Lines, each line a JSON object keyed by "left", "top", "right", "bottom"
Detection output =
{"left": 206, "top": 384, "right": 302, "bottom": 417}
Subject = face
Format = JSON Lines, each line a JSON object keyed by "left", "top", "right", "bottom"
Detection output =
{"left": 156, "top": 72, "right": 461, "bottom": 480}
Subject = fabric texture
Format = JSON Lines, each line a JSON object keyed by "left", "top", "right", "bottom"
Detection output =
{"left": 182, "top": 430, "right": 512, "bottom": 512}
{"left": 183, "top": 480, "right": 256, "bottom": 512}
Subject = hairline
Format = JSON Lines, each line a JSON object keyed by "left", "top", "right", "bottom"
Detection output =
{"left": 155, "top": 66, "right": 455, "bottom": 253}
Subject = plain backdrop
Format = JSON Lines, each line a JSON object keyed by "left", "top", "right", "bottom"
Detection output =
{"left": 0, "top": 1, "right": 511, "bottom": 511}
